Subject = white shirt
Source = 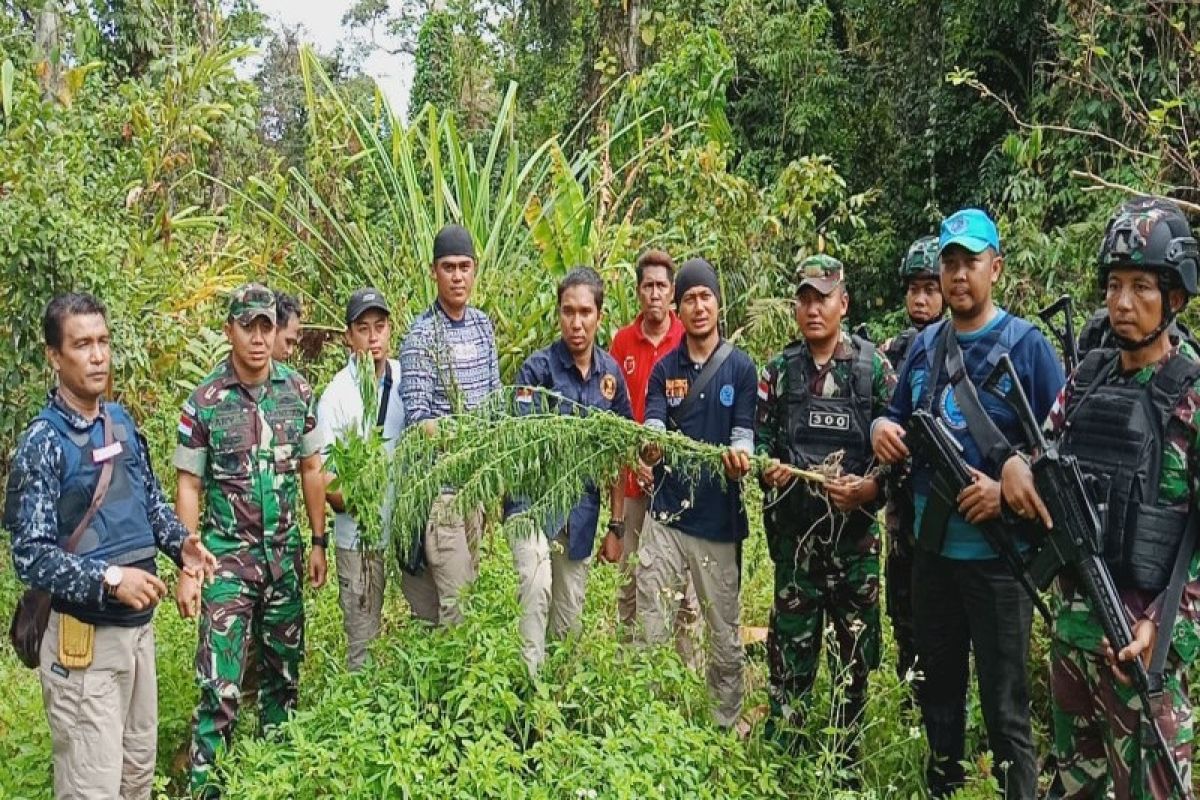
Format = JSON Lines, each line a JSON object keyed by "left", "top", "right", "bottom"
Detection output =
{"left": 317, "top": 356, "right": 405, "bottom": 550}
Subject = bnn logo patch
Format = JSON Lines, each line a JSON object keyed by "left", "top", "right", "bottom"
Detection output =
{"left": 808, "top": 411, "right": 850, "bottom": 430}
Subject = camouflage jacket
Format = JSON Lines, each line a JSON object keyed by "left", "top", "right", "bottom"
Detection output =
{"left": 1045, "top": 342, "right": 1200, "bottom": 664}
{"left": 173, "top": 359, "right": 322, "bottom": 562}
{"left": 755, "top": 330, "right": 897, "bottom": 462}
{"left": 4, "top": 394, "right": 187, "bottom": 606}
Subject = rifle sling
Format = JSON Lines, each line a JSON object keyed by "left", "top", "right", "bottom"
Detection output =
{"left": 943, "top": 327, "right": 1014, "bottom": 469}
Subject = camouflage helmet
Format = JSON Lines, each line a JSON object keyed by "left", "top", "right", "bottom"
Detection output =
{"left": 899, "top": 235, "right": 940, "bottom": 281}
{"left": 1098, "top": 197, "right": 1198, "bottom": 296}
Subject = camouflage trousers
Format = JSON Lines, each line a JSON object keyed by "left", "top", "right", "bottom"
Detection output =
{"left": 883, "top": 494, "right": 917, "bottom": 683}
{"left": 1050, "top": 636, "right": 1194, "bottom": 799}
{"left": 766, "top": 520, "right": 881, "bottom": 746}
{"left": 188, "top": 550, "right": 305, "bottom": 794}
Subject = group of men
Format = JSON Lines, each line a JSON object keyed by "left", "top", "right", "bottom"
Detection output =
{"left": 5, "top": 199, "right": 1200, "bottom": 800}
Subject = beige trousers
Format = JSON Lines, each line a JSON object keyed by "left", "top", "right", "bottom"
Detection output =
{"left": 39, "top": 611, "right": 157, "bottom": 800}
{"left": 636, "top": 518, "right": 744, "bottom": 728}
{"left": 336, "top": 547, "right": 387, "bottom": 671}
{"left": 401, "top": 491, "right": 483, "bottom": 626}
{"left": 510, "top": 528, "right": 591, "bottom": 675}
{"left": 617, "top": 494, "right": 702, "bottom": 667}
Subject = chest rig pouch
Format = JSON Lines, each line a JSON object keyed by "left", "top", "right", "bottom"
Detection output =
{"left": 765, "top": 336, "right": 874, "bottom": 541}
{"left": 1062, "top": 349, "right": 1200, "bottom": 593}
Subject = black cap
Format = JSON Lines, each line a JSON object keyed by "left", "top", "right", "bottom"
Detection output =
{"left": 433, "top": 224, "right": 476, "bottom": 262}
{"left": 673, "top": 258, "right": 721, "bottom": 307}
{"left": 345, "top": 287, "right": 390, "bottom": 325}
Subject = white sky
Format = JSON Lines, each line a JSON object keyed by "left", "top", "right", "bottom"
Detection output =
{"left": 249, "top": 0, "right": 414, "bottom": 117}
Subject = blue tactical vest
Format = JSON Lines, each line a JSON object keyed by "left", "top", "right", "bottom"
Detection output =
{"left": 37, "top": 402, "right": 157, "bottom": 567}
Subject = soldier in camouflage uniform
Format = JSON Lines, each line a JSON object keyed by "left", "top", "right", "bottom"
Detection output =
{"left": 880, "top": 236, "right": 944, "bottom": 682}
{"left": 756, "top": 255, "right": 896, "bottom": 754}
{"left": 173, "top": 284, "right": 328, "bottom": 797}
{"left": 1003, "top": 199, "right": 1200, "bottom": 799}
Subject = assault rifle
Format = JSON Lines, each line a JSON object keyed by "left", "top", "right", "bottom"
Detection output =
{"left": 1037, "top": 295, "right": 1080, "bottom": 374}
{"left": 984, "top": 354, "right": 1189, "bottom": 798}
{"left": 906, "top": 409, "right": 1053, "bottom": 626}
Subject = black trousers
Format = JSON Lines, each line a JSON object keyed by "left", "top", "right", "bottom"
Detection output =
{"left": 912, "top": 549, "right": 1037, "bottom": 800}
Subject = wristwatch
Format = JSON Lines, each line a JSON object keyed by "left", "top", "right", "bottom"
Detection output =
{"left": 607, "top": 519, "right": 625, "bottom": 540}
{"left": 310, "top": 536, "right": 329, "bottom": 549}
{"left": 102, "top": 564, "right": 124, "bottom": 596}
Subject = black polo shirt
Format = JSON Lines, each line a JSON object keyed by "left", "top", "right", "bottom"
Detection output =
{"left": 644, "top": 339, "right": 757, "bottom": 542}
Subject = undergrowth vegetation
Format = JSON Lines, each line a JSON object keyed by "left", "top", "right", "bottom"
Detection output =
{"left": 2, "top": 516, "right": 1037, "bottom": 799}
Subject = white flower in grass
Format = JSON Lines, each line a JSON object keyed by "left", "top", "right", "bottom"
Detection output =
{"left": 909, "top": 726, "right": 921, "bottom": 740}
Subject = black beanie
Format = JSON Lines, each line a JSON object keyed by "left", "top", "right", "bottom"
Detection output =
{"left": 433, "top": 224, "right": 476, "bottom": 261}
{"left": 673, "top": 258, "right": 721, "bottom": 307}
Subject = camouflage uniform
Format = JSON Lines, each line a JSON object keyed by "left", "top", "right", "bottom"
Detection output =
{"left": 1044, "top": 341, "right": 1200, "bottom": 799}
{"left": 173, "top": 287, "right": 324, "bottom": 795}
{"left": 756, "top": 320, "right": 896, "bottom": 743}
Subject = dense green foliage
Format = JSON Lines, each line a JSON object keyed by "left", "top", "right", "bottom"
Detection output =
{"left": 1, "top": 0, "right": 1198, "bottom": 796}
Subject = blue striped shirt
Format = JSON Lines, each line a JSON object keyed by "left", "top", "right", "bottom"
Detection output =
{"left": 400, "top": 301, "right": 501, "bottom": 425}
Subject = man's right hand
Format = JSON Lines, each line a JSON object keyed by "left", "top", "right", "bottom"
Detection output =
{"left": 872, "top": 419, "right": 910, "bottom": 464}
{"left": 761, "top": 459, "right": 794, "bottom": 489}
{"left": 1000, "top": 454, "right": 1053, "bottom": 529}
{"left": 112, "top": 568, "right": 169, "bottom": 611}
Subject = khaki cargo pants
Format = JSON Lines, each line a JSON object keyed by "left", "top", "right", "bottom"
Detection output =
{"left": 401, "top": 491, "right": 483, "bottom": 625}
{"left": 637, "top": 517, "right": 744, "bottom": 728}
{"left": 510, "top": 527, "right": 591, "bottom": 676}
{"left": 617, "top": 494, "right": 702, "bottom": 668}
{"left": 336, "top": 547, "right": 387, "bottom": 671}
{"left": 39, "top": 611, "right": 157, "bottom": 800}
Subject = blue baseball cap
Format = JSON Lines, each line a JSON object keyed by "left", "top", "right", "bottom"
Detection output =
{"left": 939, "top": 208, "right": 1000, "bottom": 255}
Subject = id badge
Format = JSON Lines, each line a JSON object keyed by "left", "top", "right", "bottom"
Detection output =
{"left": 93, "top": 441, "right": 124, "bottom": 463}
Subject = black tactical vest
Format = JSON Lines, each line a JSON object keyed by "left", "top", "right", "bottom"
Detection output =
{"left": 782, "top": 335, "right": 875, "bottom": 476}
{"left": 1062, "top": 349, "right": 1200, "bottom": 593}
{"left": 764, "top": 335, "right": 876, "bottom": 542}
{"left": 883, "top": 327, "right": 918, "bottom": 374}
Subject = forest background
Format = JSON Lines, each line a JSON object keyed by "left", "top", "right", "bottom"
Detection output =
{"left": 0, "top": 0, "right": 1198, "bottom": 797}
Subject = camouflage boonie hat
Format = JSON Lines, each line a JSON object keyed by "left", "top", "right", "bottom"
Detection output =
{"left": 228, "top": 283, "right": 277, "bottom": 325}
{"left": 899, "top": 236, "right": 941, "bottom": 280}
{"left": 796, "top": 254, "right": 845, "bottom": 295}
{"left": 1099, "top": 199, "right": 1198, "bottom": 295}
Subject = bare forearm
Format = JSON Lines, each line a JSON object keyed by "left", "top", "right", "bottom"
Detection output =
{"left": 609, "top": 482, "right": 625, "bottom": 522}
{"left": 175, "top": 473, "right": 201, "bottom": 536}
{"left": 301, "top": 459, "right": 327, "bottom": 536}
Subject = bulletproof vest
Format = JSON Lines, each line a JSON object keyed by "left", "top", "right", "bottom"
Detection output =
{"left": 37, "top": 402, "right": 157, "bottom": 567}
{"left": 782, "top": 335, "right": 875, "bottom": 476}
{"left": 1061, "top": 349, "right": 1200, "bottom": 593}
{"left": 883, "top": 327, "right": 918, "bottom": 372}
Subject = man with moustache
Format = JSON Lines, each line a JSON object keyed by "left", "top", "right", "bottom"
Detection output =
{"left": 1003, "top": 198, "right": 1200, "bottom": 799}
{"left": 872, "top": 209, "right": 1064, "bottom": 798}
{"left": 399, "top": 224, "right": 502, "bottom": 626}
{"left": 636, "top": 257, "right": 757, "bottom": 729}
{"left": 756, "top": 255, "right": 896, "bottom": 757}
{"left": 4, "top": 292, "right": 216, "bottom": 800}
